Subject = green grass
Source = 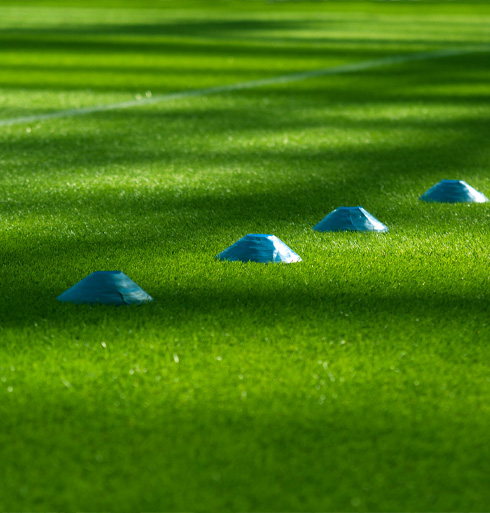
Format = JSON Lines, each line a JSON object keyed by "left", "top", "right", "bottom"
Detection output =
{"left": 1, "top": 1, "right": 490, "bottom": 511}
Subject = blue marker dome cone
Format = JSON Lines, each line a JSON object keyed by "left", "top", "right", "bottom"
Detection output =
{"left": 420, "top": 179, "right": 488, "bottom": 203}
{"left": 313, "top": 206, "right": 388, "bottom": 232}
{"left": 57, "top": 271, "right": 152, "bottom": 305}
{"left": 216, "top": 234, "right": 302, "bottom": 263}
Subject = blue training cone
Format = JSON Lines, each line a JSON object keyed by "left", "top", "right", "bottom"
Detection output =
{"left": 57, "top": 271, "right": 153, "bottom": 305}
{"left": 313, "top": 206, "right": 388, "bottom": 232}
{"left": 420, "top": 179, "right": 488, "bottom": 203}
{"left": 216, "top": 234, "right": 302, "bottom": 263}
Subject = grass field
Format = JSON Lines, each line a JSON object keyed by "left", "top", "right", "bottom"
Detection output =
{"left": 1, "top": 1, "right": 490, "bottom": 511}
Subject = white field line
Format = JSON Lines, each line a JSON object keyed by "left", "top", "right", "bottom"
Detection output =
{"left": 0, "top": 45, "right": 488, "bottom": 128}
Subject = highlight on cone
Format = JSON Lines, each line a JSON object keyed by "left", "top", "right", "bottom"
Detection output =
{"left": 313, "top": 206, "right": 388, "bottom": 232}
{"left": 57, "top": 271, "right": 153, "bottom": 305}
{"left": 216, "top": 234, "right": 302, "bottom": 263}
{"left": 420, "top": 179, "right": 488, "bottom": 203}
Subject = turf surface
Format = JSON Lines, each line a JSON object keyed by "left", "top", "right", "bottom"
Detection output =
{"left": 1, "top": 1, "right": 490, "bottom": 511}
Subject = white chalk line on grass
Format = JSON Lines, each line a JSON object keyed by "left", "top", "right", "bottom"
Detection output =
{"left": 0, "top": 45, "right": 488, "bottom": 128}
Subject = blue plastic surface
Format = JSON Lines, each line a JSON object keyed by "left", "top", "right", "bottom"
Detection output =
{"left": 313, "top": 206, "right": 388, "bottom": 232}
{"left": 216, "top": 234, "right": 302, "bottom": 263}
{"left": 420, "top": 179, "right": 488, "bottom": 203}
{"left": 57, "top": 271, "right": 153, "bottom": 305}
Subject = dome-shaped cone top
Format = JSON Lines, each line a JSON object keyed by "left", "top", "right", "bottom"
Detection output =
{"left": 57, "top": 271, "right": 153, "bottom": 305}
{"left": 420, "top": 179, "right": 488, "bottom": 203}
{"left": 216, "top": 234, "right": 302, "bottom": 263}
{"left": 313, "top": 207, "right": 388, "bottom": 232}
